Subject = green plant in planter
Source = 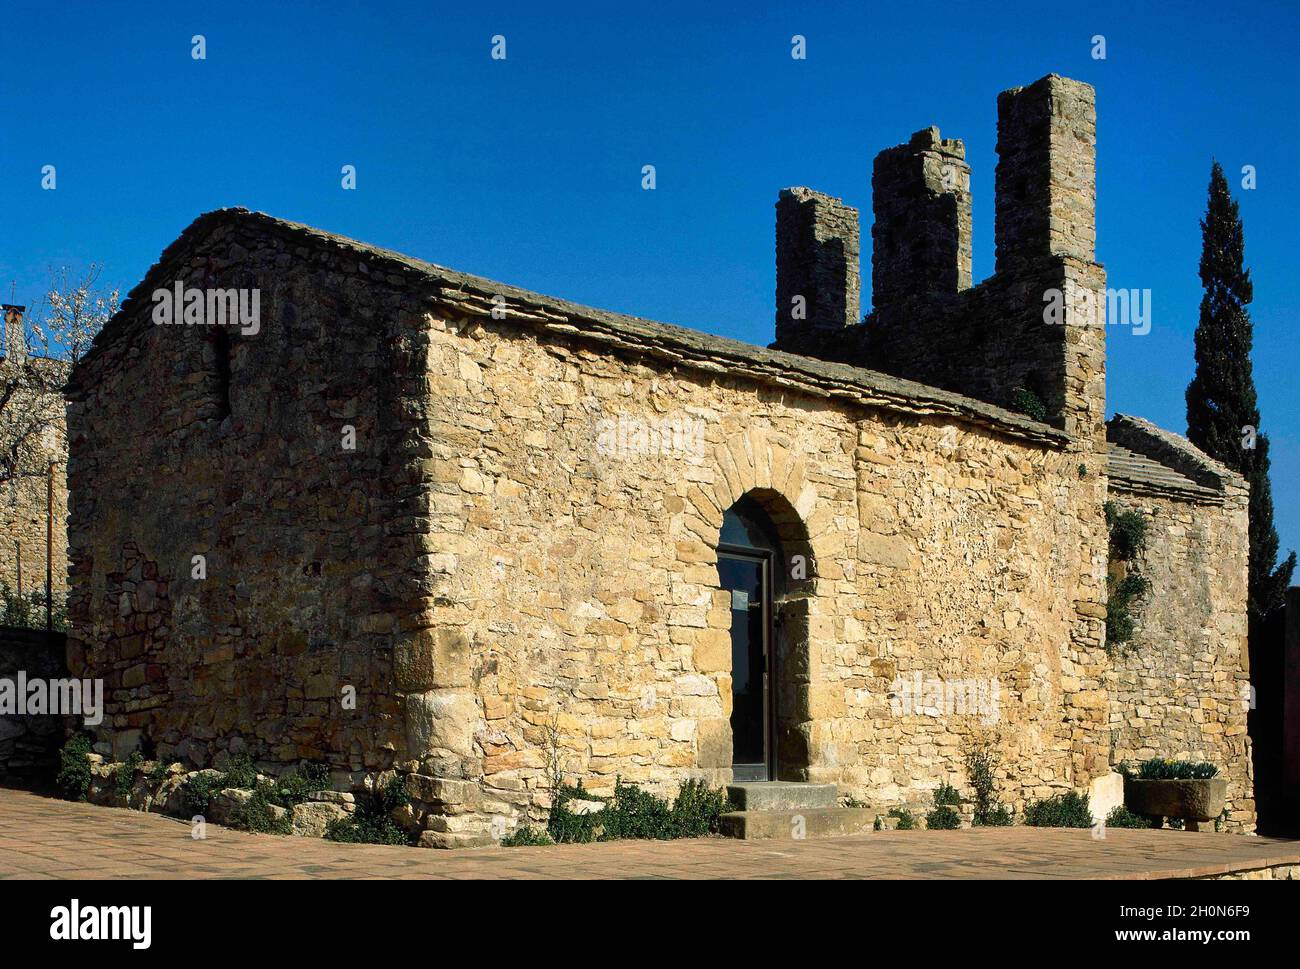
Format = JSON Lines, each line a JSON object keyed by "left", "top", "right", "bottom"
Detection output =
{"left": 1124, "top": 758, "right": 1219, "bottom": 780}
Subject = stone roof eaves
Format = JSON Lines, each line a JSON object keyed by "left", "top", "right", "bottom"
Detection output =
{"left": 73, "top": 208, "right": 1072, "bottom": 448}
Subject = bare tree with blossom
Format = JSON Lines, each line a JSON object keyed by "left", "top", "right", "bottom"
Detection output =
{"left": 0, "top": 265, "right": 120, "bottom": 493}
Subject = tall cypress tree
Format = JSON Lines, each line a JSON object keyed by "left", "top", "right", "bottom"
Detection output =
{"left": 1186, "top": 161, "right": 1295, "bottom": 620}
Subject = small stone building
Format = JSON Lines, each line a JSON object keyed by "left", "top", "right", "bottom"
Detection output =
{"left": 66, "top": 74, "right": 1254, "bottom": 844}
{"left": 1, "top": 303, "right": 70, "bottom": 606}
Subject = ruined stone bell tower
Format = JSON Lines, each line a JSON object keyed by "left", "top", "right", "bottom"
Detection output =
{"left": 871, "top": 126, "right": 973, "bottom": 311}
{"left": 773, "top": 74, "right": 1106, "bottom": 452}
{"left": 773, "top": 187, "right": 860, "bottom": 357}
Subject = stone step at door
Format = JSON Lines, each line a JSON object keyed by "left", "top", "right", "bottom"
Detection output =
{"left": 719, "top": 782, "right": 875, "bottom": 841}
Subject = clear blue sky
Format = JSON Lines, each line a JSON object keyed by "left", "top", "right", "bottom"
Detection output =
{"left": 2, "top": 0, "right": 1296, "bottom": 565}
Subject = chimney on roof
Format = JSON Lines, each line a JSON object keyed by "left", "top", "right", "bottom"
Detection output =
{"left": 2, "top": 305, "right": 26, "bottom": 367}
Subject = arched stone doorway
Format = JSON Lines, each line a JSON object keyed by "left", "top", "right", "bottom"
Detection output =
{"left": 717, "top": 489, "right": 815, "bottom": 782}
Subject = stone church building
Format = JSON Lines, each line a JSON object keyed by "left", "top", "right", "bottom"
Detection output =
{"left": 65, "top": 74, "right": 1254, "bottom": 843}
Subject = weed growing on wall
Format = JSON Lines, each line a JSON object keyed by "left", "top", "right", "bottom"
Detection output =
{"left": 1104, "top": 501, "right": 1152, "bottom": 651}
{"left": 228, "top": 785, "right": 293, "bottom": 835}
{"left": 1009, "top": 387, "right": 1047, "bottom": 422}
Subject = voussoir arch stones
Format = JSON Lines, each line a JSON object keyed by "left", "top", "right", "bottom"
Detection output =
{"left": 677, "top": 427, "right": 834, "bottom": 558}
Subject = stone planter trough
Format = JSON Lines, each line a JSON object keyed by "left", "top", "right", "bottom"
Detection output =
{"left": 1124, "top": 776, "right": 1227, "bottom": 831}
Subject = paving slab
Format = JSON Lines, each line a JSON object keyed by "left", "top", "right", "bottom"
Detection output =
{"left": 2, "top": 786, "right": 1298, "bottom": 880}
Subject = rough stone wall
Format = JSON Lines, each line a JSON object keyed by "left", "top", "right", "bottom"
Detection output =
{"left": 64, "top": 219, "right": 438, "bottom": 769}
{"left": 408, "top": 299, "right": 1108, "bottom": 841}
{"left": 1105, "top": 483, "right": 1254, "bottom": 831}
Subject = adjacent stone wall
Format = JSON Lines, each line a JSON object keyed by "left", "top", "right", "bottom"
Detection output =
{"left": 0, "top": 627, "right": 68, "bottom": 779}
{"left": 1105, "top": 482, "right": 1254, "bottom": 831}
{"left": 0, "top": 359, "right": 69, "bottom": 604}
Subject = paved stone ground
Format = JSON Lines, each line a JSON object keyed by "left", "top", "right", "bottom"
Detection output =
{"left": 3, "top": 786, "right": 1298, "bottom": 880}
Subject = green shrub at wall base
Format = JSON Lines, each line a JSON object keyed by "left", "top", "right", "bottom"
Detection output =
{"left": 926, "top": 806, "right": 961, "bottom": 829}
{"left": 933, "top": 782, "right": 961, "bottom": 806}
{"left": 228, "top": 784, "right": 293, "bottom": 835}
{"left": 114, "top": 751, "right": 143, "bottom": 801}
{"left": 545, "top": 777, "right": 732, "bottom": 845}
{"left": 501, "top": 825, "right": 554, "bottom": 847}
{"left": 1023, "top": 791, "right": 1093, "bottom": 827}
{"left": 324, "top": 776, "right": 413, "bottom": 846}
{"left": 180, "top": 771, "right": 224, "bottom": 816}
{"left": 55, "top": 735, "right": 94, "bottom": 801}
{"left": 888, "top": 808, "right": 915, "bottom": 830}
{"left": 1105, "top": 805, "right": 1154, "bottom": 829}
